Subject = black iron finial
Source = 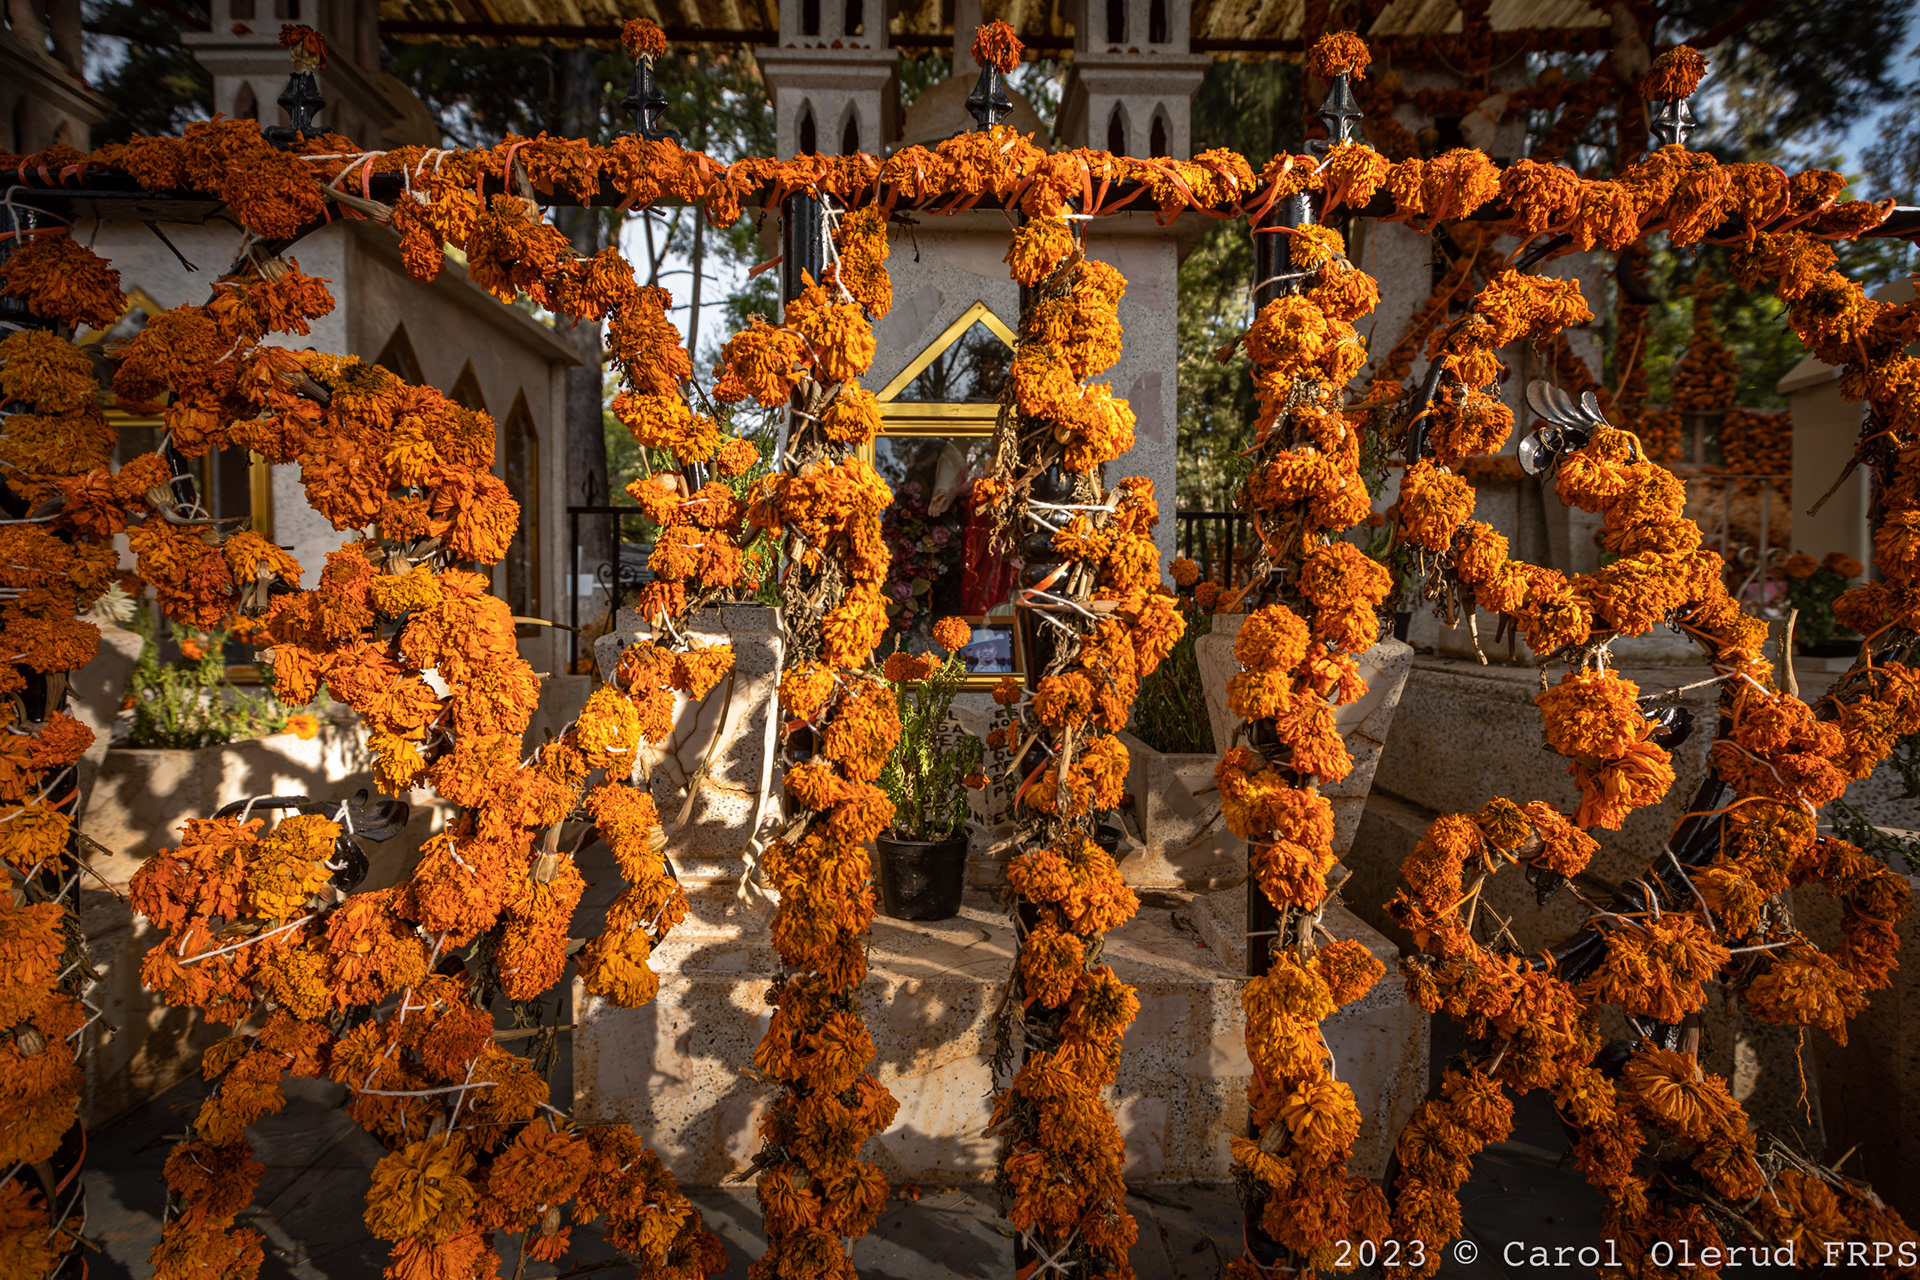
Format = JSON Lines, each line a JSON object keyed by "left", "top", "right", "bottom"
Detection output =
{"left": 263, "top": 70, "right": 325, "bottom": 148}
{"left": 619, "top": 55, "right": 682, "bottom": 143}
{"left": 1648, "top": 96, "right": 1695, "bottom": 149}
{"left": 1310, "top": 73, "right": 1365, "bottom": 157}
{"left": 965, "top": 62, "right": 1014, "bottom": 131}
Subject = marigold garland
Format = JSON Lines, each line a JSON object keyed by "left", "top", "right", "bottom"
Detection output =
{"left": 973, "top": 202, "right": 1194, "bottom": 1275}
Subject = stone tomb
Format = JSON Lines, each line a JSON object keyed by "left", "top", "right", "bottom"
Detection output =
{"left": 575, "top": 610, "right": 1429, "bottom": 1186}
{"left": 575, "top": 887, "right": 1424, "bottom": 1186}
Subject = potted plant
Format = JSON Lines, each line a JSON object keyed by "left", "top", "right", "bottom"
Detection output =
{"left": 1781, "top": 550, "right": 1865, "bottom": 657}
{"left": 874, "top": 616, "right": 984, "bottom": 920}
{"left": 123, "top": 609, "right": 298, "bottom": 748}
{"left": 83, "top": 607, "right": 342, "bottom": 877}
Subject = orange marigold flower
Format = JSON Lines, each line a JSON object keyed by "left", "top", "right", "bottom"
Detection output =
{"left": 1621, "top": 1046, "right": 1735, "bottom": 1143}
{"left": 363, "top": 1135, "right": 476, "bottom": 1243}
{"left": 714, "top": 318, "right": 805, "bottom": 406}
{"left": 1744, "top": 943, "right": 1868, "bottom": 1044}
{"left": 713, "top": 436, "right": 760, "bottom": 478}
{"left": 820, "top": 381, "right": 883, "bottom": 444}
{"left": 882, "top": 650, "right": 938, "bottom": 684}
{"left": 1523, "top": 802, "right": 1598, "bottom": 878}
{"left": 278, "top": 23, "right": 327, "bottom": 69}
{"left": 0, "top": 234, "right": 125, "bottom": 330}
{"left": 1822, "top": 550, "right": 1865, "bottom": 579}
{"left": 1643, "top": 44, "right": 1708, "bottom": 100}
{"left": 1006, "top": 216, "right": 1076, "bottom": 287}
{"left": 785, "top": 283, "right": 875, "bottom": 385}
{"left": 1569, "top": 738, "right": 1675, "bottom": 830}
{"left": 1579, "top": 914, "right": 1728, "bottom": 1023}
{"left": 246, "top": 813, "right": 338, "bottom": 921}
{"left": 622, "top": 17, "right": 667, "bottom": 60}
{"left": 324, "top": 888, "right": 429, "bottom": 1007}
{"left": 1397, "top": 460, "right": 1475, "bottom": 551}
{"left": 1234, "top": 604, "right": 1309, "bottom": 674}
{"left": 1315, "top": 937, "right": 1385, "bottom": 1007}
{"left": 1306, "top": 31, "right": 1371, "bottom": 81}
{"left": 931, "top": 616, "right": 972, "bottom": 652}
{"left": 1535, "top": 671, "right": 1652, "bottom": 760}
{"left": 973, "top": 18, "right": 1023, "bottom": 71}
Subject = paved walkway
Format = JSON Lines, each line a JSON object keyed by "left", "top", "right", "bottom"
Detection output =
{"left": 78, "top": 1013, "right": 1663, "bottom": 1280}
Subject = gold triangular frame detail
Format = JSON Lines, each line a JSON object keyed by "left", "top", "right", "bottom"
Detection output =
{"left": 874, "top": 300, "right": 1016, "bottom": 406}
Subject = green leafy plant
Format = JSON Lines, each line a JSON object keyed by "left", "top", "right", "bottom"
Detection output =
{"left": 1781, "top": 550, "right": 1865, "bottom": 649}
{"left": 1133, "top": 603, "right": 1214, "bottom": 756}
{"left": 1831, "top": 798, "right": 1920, "bottom": 874}
{"left": 878, "top": 647, "right": 983, "bottom": 841}
{"left": 126, "top": 605, "right": 291, "bottom": 748}
{"left": 1826, "top": 726, "right": 1919, "bottom": 871}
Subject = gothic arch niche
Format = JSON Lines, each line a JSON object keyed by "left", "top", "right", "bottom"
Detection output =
{"left": 79, "top": 287, "right": 272, "bottom": 548}
{"left": 866, "top": 301, "right": 1023, "bottom": 680}
{"left": 375, "top": 324, "right": 426, "bottom": 384}
{"left": 233, "top": 82, "right": 258, "bottom": 124}
{"left": 1106, "top": 103, "right": 1129, "bottom": 156}
{"left": 1105, "top": 0, "right": 1127, "bottom": 45}
{"left": 1149, "top": 106, "right": 1171, "bottom": 158}
{"left": 1148, "top": 0, "right": 1169, "bottom": 44}
{"left": 801, "top": 0, "right": 821, "bottom": 36}
{"left": 449, "top": 362, "right": 487, "bottom": 412}
{"left": 842, "top": 0, "right": 863, "bottom": 37}
{"left": 501, "top": 392, "right": 541, "bottom": 629}
{"left": 798, "top": 102, "right": 818, "bottom": 156}
{"left": 839, "top": 106, "right": 861, "bottom": 157}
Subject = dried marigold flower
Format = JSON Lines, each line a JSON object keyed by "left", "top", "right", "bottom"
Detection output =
{"left": 1397, "top": 460, "right": 1475, "bottom": 551}
{"left": 973, "top": 18, "right": 1023, "bottom": 71}
{"left": 0, "top": 234, "right": 125, "bottom": 331}
{"left": 1621, "top": 1046, "right": 1735, "bottom": 1143}
{"left": 621, "top": 17, "right": 667, "bottom": 60}
{"left": 1006, "top": 216, "right": 1076, "bottom": 287}
{"left": 1234, "top": 603, "right": 1309, "bottom": 673}
{"left": 1306, "top": 31, "right": 1371, "bottom": 81}
{"left": 278, "top": 22, "right": 327, "bottom": 70}
{"left": 363, "top": 1135, "right": 476, "bottom": 1243}
{"left": 1535, "top": 671, "right": 1652, "bottom": 760}
{"left": 1642, "top": 45, "right": 1708, "bottom": 100}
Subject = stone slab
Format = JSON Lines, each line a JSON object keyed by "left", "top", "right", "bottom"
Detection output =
{"left": 1798, "top": 869, "right": 1920, "bottom": 1225}
{"left": 575, "top": 887, "right": 1427, "bottom": 1186}
{"left": 77, "top": 722, "right": 452, "bottom": 1126}
{"left": 1347, "top": 654, "right": 1724, "bottom": 949}
{"left": 594, "top": 603, "right": 784, "bottom": 926}
{"left": 80, "top": 723, "right": 450, "bottom": 889}
{"left": 1181, "top": 890, "right": 1429, "bottom": 1181}
{"left": 1195, "top": 622, "right": 1413, "bottom": 862}
{"left": 1116, "top": 729, "right": 1238, "bottom": 889}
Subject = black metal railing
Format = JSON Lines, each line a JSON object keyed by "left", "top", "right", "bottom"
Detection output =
{"left": 1174, "top": 509, "right": 1254, "bottom": 590}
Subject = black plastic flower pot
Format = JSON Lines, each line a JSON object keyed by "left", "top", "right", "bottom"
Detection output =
{"left": 875, "top": 833, "right": 969, "bottom": 921}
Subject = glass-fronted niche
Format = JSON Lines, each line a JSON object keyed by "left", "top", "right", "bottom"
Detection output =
{"left": 867, "top": 302, "right": 1021, "bottom": 682}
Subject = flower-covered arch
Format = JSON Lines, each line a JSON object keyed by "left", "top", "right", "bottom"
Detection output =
{"left": 0, "top": 16, "right": 1914, "bottom": 1280}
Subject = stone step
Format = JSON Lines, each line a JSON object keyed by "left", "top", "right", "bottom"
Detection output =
{"left": 573, "top": 887, "right": 1427, "bottom": 1187}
